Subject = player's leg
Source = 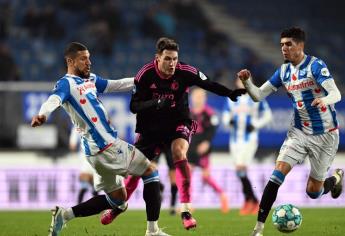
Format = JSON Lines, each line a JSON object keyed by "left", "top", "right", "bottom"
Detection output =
{"left": 199, "top": 154, "right": 229, "bottom": 213}
{"left": 164, "top": 148, "right": 178, "bottom": 215}
{"left": 172, "top": 138, "right": 197, "bottom": 229}
{"left": 306, "top": 130, "right": 343, "bottom": 199}
{"left": 77, "top": 173, "right": 92, "bottom": 204}
{"left": 252, "top": 128, "right": 305, "bottom": 236}
{"left": 232, "top": 143, "right": 258, "bottom": 215}
{"left": 49, "top": 173, "right": 126, "bottom": 236}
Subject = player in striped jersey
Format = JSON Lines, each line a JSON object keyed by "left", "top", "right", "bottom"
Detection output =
{"left": 237, "top": 27, "right": 344, "bottom": 236}
{"left": 223, "top": 77, "right": 272, "bottom": 216}
{"left": 101, "top": 37, "right": 246, "bottom": 230}
{"left": 31, "top": 42, "right": 170, "bottom": 236}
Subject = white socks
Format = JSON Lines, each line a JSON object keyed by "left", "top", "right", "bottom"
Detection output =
{"left": 180, "top": 203, "right": 192, "bottom": 213}
{"left": 147, "top": 221, "right": 159, "bottom": 232}
{"left": 63, "top": 207, "right": 75, "bottom": 221}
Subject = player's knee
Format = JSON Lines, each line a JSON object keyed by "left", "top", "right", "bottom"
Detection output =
{"left": 306, "top": 189, "right": 324, "bottom": 199}
{"left": 142, "top": 169, "right": 160, "bottom": 184}
{"left": 269, "top": 170, "right": 286, "bottom": 186}
{"left": 106, "top": 189, "right": 128, "bottom": 211}
{"left": 142, "top": 163, "right": 157, "bottom": 176}
{"left": 236, "top": 170, "right": 247, "bottom": 178}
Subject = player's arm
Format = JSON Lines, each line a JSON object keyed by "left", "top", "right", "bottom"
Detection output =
{"left": 31, "top": 79, "right": 69, "bottom": 127}
{"left": 31, "top": 95, "right": 61, "bottom": 127}
{"left": 188, "top": 70, "right": 246, "bottom": 101}
{"left": 95, "top": 76, "right": 135, "bottom": 93}
{"left": 238, "top": 69, "right": 277, "bottom": 102}
{"left": 310, "top": 60, "right": 341, "bottom": 108}
{"left": 129, "top": 74, "right": 171, "bottom": 113}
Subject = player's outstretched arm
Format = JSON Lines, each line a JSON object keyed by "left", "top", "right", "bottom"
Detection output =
{"left": 237, "top": 69, "right": 275, "bottom": 102}
{"left": 31, "top": 95, "right": 61, "bottom": 127}
{"left": 104, "top": 77, "right": 135, "bottom": 93}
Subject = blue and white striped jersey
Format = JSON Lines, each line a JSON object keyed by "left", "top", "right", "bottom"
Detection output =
{"left": 223, "top": 94, "right": 272, "bottom": 144}
{"left": 269, "top": 55, "right": 338, "bottom": 135}
{"left": 52, "top": 73, "right": 117, "bottom": 156}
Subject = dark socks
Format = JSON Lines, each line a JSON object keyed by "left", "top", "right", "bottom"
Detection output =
{"left": 143, "top": 181, "right": 161, "bottom": 221}
{"left": 323, "top": 176, "right": 336, "bottom": 194}
{"left": 72, "top": 195, "right": 111, "bottom": 217}
{"left": 77, "top": 188, "right": 87, "bottom": 204}
{"left": 258, "top": 181, "right": 280, "bottom": 223}
{"left": 240, "top": 176, "right": 257, "bottom": 202}
{"left": 170, "top": 184, "right": 178, "bottom": 208}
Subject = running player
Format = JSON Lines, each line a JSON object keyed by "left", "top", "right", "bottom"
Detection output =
{"left": 188, "top": 87, "right": 229, "bottom": 213}
{"left": 31, "top": 42, "right": 170, "bottom": 236}
{"left": 237, "top": 27, "right": 343, "bottom": 236}
{"left": 101, "top": 37, "right": 246, "bottom": 230}
{"left": 223, "top": 77, "right": 272, "bottom": 215}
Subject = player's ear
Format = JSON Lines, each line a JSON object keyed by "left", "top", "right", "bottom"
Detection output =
{"left": 66, "top": 57, "right": 73, "bottom": 66}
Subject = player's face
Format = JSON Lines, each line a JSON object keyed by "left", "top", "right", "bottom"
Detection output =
{"left": 156, "top": 50, "right": 178, "bottom": 77}
{"left": 280, "top": 37, "right": 304, "bottom": 65}
{"left": 71, "top": 50, "right": 91, "bottom": 78}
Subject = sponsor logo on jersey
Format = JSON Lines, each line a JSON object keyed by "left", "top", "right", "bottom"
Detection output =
{"left": 287, "top": 79, "right": 315, "bottom": 91}
{"left": 77, "top": 82, "right": 96, "bottom": 95}
{"left": 150, "top": 83, "right": 157, "bottom": 89}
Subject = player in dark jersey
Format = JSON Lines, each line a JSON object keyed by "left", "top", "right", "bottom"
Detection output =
{"left": 188, "top": 87, "right": 229, "bottom": 213}
{"left": 101, "top": 37, "right": 246, "bottom": 230}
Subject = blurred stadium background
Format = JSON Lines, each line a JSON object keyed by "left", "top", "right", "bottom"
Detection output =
{"left": 0, "top": 0, "right": 344, "bottom": 211}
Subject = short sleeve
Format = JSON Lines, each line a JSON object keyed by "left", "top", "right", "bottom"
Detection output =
{"left": 95, "top": 75, "right": 109, "bottom": 93}
{"left": 269, "top": 68, "right": 282, "bottom": 89}
{"left": 52, "top": 78, "right": 70, "bottom": 103}
{"left": 311, "top": 59, "right": 333, "bottom": 85}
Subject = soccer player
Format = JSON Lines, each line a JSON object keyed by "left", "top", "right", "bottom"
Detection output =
{"left": 69, "top": 127, "right": 98, "bottom": 204}
{"left": 223, "top": 77, "right": 272, "bottom": 215}
{"left": 237, "top": 27, "right": 344, "bottom": 236}
{"left": 188, "top": 87, "right": 229, "bottom": 213}
{"left": 31, "top": 42, "right": 170, "bottom": 236}
{"left": 101, "top": 37, "right": 246, "bottom": 229}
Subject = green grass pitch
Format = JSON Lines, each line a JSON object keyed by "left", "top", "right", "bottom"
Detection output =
{"left": 0, "top": 208, "right": 343, "bottom": 236}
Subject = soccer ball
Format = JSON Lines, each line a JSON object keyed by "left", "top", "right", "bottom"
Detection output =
{"left": 272, "top": 204, "right": 302, "bottom": 233}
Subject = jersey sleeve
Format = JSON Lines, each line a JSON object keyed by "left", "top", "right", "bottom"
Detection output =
{"left": 52, "top": 78, "right": 70, "bottom": 103}
{"left": 311, "top": 59, "right": 333, "bottom": 85}
{"left": 95, "top": 75, "right": 109, "bottom": 93}
{"left": 268, "top": 68, "right": 282, "bottom": 89}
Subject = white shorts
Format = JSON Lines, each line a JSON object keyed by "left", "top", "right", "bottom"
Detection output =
{"left": 87, "top": 138, "right": 151, "bottom": 193}
{"left": 230, "top": 141, "right": 258, "bottom": 166}
{"left": 277, "top": 127, "right": 339, "bottom": 181}
{"left": 78, "top": 151, "right": 94, "bottom": 175}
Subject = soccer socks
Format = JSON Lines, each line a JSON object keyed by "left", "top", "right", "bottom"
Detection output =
{"left": 142, "top": 170, "right": 161, "bottom": 221}
{"left": 238, "top": 174, "right": 257, "bottom": 202}
{"left": 77, "top": 188, "right": 88, "bottom": 204}
{"left": 72, "top": 195, "right": 113, "bottom": 217}
{"left": 170, "top": 183, "right": 178, "bottom": 208}
{"left": 202, "top": 175, "right": 223, "bottom": 194}
{"left": 174, "top": 159, "right": 192, "bottom": 204}
{"left": 257, "top": 170, "right": 285, "bottom": 223}
{"left": 323, "top": 176, "right": 336, "bottom": 195}
{"left": 125, "top": 175, "right": 141, "bottom": 200}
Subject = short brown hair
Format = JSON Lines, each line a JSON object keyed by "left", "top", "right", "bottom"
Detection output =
{"left": 156, "top": 37, "right": 179, "bottom": 54}
{"left": 64, "top": 42, "right": 88, "bottom": 59}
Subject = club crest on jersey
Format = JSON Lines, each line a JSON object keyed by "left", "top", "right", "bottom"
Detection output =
{"left": 171, "top": 81, "right": 179, "bottom": 90}
{"left": 321, "top": 68, "right": 330, "bottom": 77}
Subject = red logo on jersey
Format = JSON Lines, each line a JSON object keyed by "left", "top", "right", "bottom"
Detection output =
{"left": 80, "top": 99, "right": 86, "bottom": 104}
{"left": 303, "top": 121, "right": 309, "bottom": 127}
{"left": 287, "top": 79, "right": 315, "bottom": 91}
{"left": 314, "top": 88, "right": 321, "bottom": 93}
{"left": 92, "top": 117, "right": 98, "bottom": 122}
{"left": 171, "top": 81, "right": 179, "bottom": 90}
{"left": 321, "top": 106, "right": 327, "bottom": 112}
{"left": 292, "top": 74, "right": 297, "bottom": 81}
{"left": 297, "top": 101, "right": 303, "bottom": 107}
{"left": 77, "top": 83, "right": 96, "bottom": 95}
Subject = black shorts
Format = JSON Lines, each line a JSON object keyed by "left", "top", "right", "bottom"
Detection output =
{"left": 135, "top": 119, "right": 197, "bottom": 161}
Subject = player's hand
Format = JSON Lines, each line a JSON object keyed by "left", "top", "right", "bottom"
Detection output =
{"left": 237, "top": 69, "right": 251, "bottom": 81}
{"left": 31, "top": 115, "right": 47, "bottom": 127}
{"left": 228, "top": 89, "right": 246, "bottom": 102}
{"left": 156, "top": 98, "right": 173, "bottom": 110}
{"left": 311, "top": 98, "right": 325, "bottom": 108}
